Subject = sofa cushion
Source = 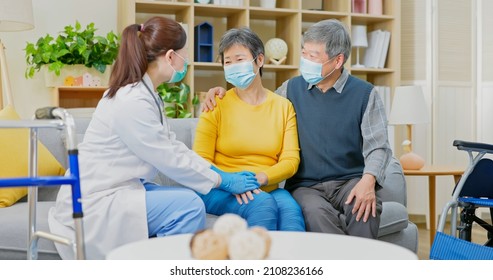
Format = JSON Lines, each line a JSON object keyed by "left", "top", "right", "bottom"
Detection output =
{"left": 0, "top": 201, "right": 59, "bottom": 259}
{"left": 32, "top": 112, "right": 93, "bottom": 202}
{"left": 379, "top": 157, "right": 407, "bottom": 206}
{"left": 0, "top": 105, "right": 65, "bottom": 207}
{"left": 378, "top": 201, "right": 409, "bottom": 237}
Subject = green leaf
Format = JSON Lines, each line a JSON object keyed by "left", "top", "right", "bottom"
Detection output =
{"left": 192, "top": 94, "right": 200, "bottom": 105}
{"left": 179, "top": 111, "right": 192, "bottom": 118}
{"left": 24, "top": 20, "right": 120, "bottom": 79}
{"left": 164, "top": 106, "right": 176, "bottom": 118}
{"left": 48, "top": 61, "right": 64, "bottom": 76}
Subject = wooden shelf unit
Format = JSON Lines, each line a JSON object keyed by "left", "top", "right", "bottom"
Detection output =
{"left": 52, "top": 86, "right": 107, "bottom": 108}
{"left": 118, "top": 0, "right": 400, "bottom": 104}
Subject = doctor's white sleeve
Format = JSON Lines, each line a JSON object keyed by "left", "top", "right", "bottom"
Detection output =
{"left": 112, "top": 97, "right": 218, "bottom": 194}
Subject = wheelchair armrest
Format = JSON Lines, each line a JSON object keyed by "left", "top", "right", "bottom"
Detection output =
{"left": 453, "top": 140, "right": 493, "bottom": 154}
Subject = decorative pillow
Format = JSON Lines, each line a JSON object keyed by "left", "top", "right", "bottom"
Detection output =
{"left": 0, "top": 105, "right": 65, "bottom": 207}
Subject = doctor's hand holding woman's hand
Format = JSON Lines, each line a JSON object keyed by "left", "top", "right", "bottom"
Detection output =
{"left": 202, "top": 86, "right": 227, "bottom": 112}
{"left": 234, "top": 171, "right": 266, "bottom": 205}
{"left": 211, "top": 165, "right": 260, "bottom": 195}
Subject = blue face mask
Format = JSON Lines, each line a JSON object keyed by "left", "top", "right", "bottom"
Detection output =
{"left": 168, "top": 52, "right": 188, "bottom": 83}
{"left": 224, "top": 58, "right": 258, "bottom": 89}
{"left": 299, "top": 56, "right": 336, "bottom": 85}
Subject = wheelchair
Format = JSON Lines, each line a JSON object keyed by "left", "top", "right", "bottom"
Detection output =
{"left": 430, "top": 140, "right": 493, "bottom": 260}
{"left": 0, "top": 107, "right": 85, "bottom": 260}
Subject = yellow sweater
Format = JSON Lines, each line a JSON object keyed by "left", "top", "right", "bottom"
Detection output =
{"left": 193, "top": 89, "right": 300, "bottom": 192}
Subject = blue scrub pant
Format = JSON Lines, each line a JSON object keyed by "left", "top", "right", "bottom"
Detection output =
{"left": 144, "top": 183, "right": 206, "bottom": 237}
{"left": 199, "top": 188, "right": 305, "bottom": 231}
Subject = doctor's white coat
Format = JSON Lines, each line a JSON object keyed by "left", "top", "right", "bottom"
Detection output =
{"left": 48, "top": 74, "right": 219, "bottom": 259}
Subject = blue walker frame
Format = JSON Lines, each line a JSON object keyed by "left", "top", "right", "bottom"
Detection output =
{"left": 0, "top": 108, "right": 85, "bottom": 259}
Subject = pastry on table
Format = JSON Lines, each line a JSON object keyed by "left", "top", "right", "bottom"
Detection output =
{"left": 212, "top": 213, "right": 248, "bottom": 241}
{"left": 249, "top": 226, "right": 272, "bottom": 259}
{"left": 228, "top": 230, "right": 266, "bottom": 260}
{"left": 190, "top": 229, "right": 228, "bottom": 260}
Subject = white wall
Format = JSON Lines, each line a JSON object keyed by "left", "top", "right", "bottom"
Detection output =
{"left": 401, "top": 0, "right": 489, "bottom": 226}
{"left": 479, "top": 0, "right": 493, "bottom": 146}
{"left": 0, "top": 0, "right": 117, "bottom": 118}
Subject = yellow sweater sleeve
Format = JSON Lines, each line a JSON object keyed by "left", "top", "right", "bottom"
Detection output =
{"left": 262, "top": 102, "right": 300, "bottom": 187}
{"left": 193, "top": 90, "right": 300, "bottom": 192}
{"left": 193, "top": 97, "right": 220, "bottom": 165}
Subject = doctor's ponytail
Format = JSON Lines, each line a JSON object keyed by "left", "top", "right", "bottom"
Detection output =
{"left": 107, "top": 17, "right": 187, "bottom": 99}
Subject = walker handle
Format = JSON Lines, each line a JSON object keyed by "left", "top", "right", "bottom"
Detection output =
{"left": 35, "top": 107, "right": 59, "bottom": 120}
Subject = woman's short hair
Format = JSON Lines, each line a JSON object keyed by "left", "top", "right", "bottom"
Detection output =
{"left": 218, "top": 27, "right": 265, "bottom": 76}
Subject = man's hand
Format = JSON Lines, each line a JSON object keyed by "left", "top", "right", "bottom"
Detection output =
{"left": 202, "top": 86, "right": 227, "bottom": 112}
{"left": 345, "top": 174, "right": 377, "bottom": 223}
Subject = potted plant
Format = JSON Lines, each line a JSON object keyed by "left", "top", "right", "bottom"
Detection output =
{"left": 24, "top": 21, "right": 119, "bottom": 86}
{"left": 157, "top": 82, "right": 199, "bottom": 118}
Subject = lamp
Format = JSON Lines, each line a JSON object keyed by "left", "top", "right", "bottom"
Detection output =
{"left": 351, "top": 25, "right": 368, "bottom": 68}
{"left": 388, "top": 85, "right": 430, "bottom": 170}
{"left": 0, "top": 0, "right": 35, "bottom": 108}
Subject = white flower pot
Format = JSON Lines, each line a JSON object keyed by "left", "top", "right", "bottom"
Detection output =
{"left": 43, "top": 64, "right": 112, "bottom": 87}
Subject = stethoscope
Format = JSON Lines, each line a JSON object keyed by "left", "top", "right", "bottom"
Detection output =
{"left": 142, "top": 79, "right": 171, "bottom": 139}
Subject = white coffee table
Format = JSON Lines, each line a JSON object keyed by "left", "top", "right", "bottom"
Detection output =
{"left": 106, "top": 231, "right": 418, "bottom": 260}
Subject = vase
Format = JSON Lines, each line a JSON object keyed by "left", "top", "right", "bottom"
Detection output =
{"left": 43, "top": 64, "right": 112, "bottom": 87}
{"left": 368, "top": 0, "right": 383, "bottom": 15}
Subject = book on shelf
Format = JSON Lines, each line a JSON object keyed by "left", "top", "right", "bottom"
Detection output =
{"left": 378, "top": 31, "right": 391, "bottom": 68}
{"left": 362, "top": 29, "right": 391, "bottom": 68}
{"left": 352, "top": 0, "right": 367, "bottom": 13}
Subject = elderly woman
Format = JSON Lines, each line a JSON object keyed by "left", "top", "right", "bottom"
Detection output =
{"left": 193, "top": 27, "right": 305, "bottom": 231}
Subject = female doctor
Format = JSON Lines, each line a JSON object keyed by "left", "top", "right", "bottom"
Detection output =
{"left": 48, "top": 16, "right": 259, "bottom": 260}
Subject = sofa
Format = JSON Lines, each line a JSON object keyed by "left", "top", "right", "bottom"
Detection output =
{"left": 0, "top": 114, "right": 418, "bottom": 260}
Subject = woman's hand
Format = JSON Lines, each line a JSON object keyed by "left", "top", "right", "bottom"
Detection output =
{"left": 235, "top": 189, "right": 262, "bottom": 205}
{"left": 255, "top": 172, "right": 268, "bottom": 186}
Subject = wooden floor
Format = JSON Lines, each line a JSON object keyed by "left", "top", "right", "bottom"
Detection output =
{"left": 416, "top": 221, "right": 491, "bottom": 260}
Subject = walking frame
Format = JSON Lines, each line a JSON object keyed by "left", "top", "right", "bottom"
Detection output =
{"left": 0, "top": 107, "right": 85, "bottom": 260}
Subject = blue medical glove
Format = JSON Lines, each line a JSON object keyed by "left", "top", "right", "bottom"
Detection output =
{"left": 211, "top": 165, "right": 259, "bottom": 194}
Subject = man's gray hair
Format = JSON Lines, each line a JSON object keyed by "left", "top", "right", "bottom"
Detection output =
{"left": 302, "top": 19, "right": 351, "bottom": 64}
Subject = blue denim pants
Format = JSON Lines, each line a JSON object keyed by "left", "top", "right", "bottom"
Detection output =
{"left": 199, "top": 188, "right": 305, "bottom": 231}
{"left": 144, "top": 183, "right": 206, "bottom": 237}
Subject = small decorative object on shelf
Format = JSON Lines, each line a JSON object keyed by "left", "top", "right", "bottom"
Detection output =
{"left": 195, "top": 0, "right": 211, "bottom": 4}
{"left": 259, "top": 0, "right": 276, "bottom": 9}
{"left": 46, "top": 65, "right": 111, "bottom": 87}
{"left": 194, "top": 22, "right": 213, "bottom": 62}
{"left": 352, "top": 0, "right": 367, "bottom": 13}
{"left": 351, "top": 25, "right": 368, "bottom": 68}
{"left": 212, "top": 0, "right": 243, "bottom": 6}
{"left": 265, "top": 38, "right": 288, "bottom": 65}
{"left": 368, "top": 0, "right": 383, "bottom": 15}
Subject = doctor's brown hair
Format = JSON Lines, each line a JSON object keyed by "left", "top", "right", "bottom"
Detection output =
{"left": 106, "top": 16, "right": 187, "bottom": 98}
